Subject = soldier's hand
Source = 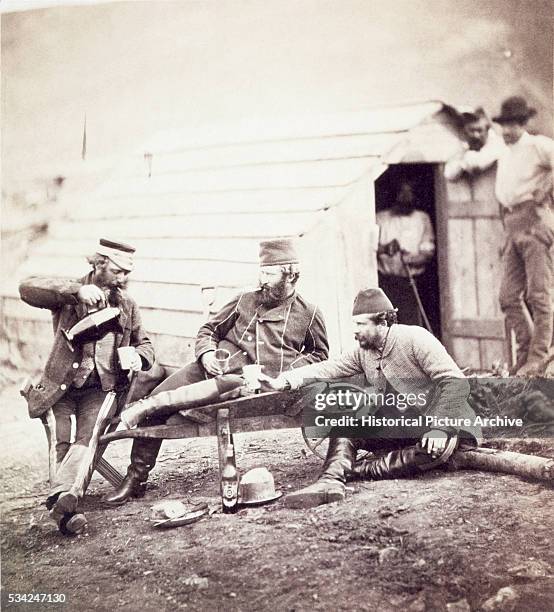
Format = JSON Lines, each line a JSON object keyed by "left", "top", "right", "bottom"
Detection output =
{"left": 420, "top": 430, "right": 448, "bottom": 458}
{"left": 78, "top": 284, "right": 106, "bottom": 307}
{"left": 378, "top": 239, "right": 401, "bottom": 258}
{"left": 258, "top": 373, "right": 287, "bottom": 391}
{"left": 200, "top": 351, "right": 223, "bottom": 376}
{"left": 128, "top": 352, "right": 143, "bottom": 372}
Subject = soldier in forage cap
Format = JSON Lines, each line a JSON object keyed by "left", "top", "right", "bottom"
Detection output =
{"left": 19, "top": 238, "right": 154, "bottom": 535}
{"left": 104, "top": 238, "right": 329, "bottom": 506}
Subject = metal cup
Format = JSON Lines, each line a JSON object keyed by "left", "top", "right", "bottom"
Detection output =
{"left": 242, "top": 364, "right": 263, "bottom": 392}
{"left": 214, "top": 348, "right": 231, "bottom": 373}
{"left": 117, "top": 346, "right": 137, "bottom": 370}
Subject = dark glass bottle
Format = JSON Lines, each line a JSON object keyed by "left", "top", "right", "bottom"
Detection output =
{"left": 221, "top": 444, "right": 239, "bottom": 514}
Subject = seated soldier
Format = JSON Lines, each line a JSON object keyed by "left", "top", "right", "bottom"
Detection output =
{"left": 104, "top": 238, "right": 329, "bottom": 505}
{"left": 262, "top": 288, "right": 482, "bottom": 509}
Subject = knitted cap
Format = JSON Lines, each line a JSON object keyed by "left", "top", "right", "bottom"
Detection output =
{"left": 352, "top": 288, "right": 395, "bottom": 316}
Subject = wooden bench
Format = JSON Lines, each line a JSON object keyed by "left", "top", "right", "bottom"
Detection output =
{"left": 86, "top": 385, "right": 328, "bottom": 509}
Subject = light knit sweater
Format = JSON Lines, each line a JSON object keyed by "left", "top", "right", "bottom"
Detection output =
{"left": 283, "top": 324, "right": 482, "bottom": 444}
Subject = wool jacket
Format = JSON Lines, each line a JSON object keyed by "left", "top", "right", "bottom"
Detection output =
{"left": 283, "top": 324, "right": 482, "bottom": 444}
{"left": 195, "top": 290, "right": 329, "bottom": 377}
{"left": 19, "top": 274, "right": 154, "bottom": 418}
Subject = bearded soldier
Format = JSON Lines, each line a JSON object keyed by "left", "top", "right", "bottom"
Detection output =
{"left": 19, "top": 239, "right": 154, "bottom": 534}
{"left": 262, "top": 288, "right": 481, "bottom": 509}
{"left": 104, "top": 238, "right": 329, "bottom": 505}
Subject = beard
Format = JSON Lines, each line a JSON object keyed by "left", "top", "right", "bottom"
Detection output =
{"left": 467, "top": 138, "right": 485, "bottom": 151}
{"left": 93, "top": 270, "right": 127, "bottom": 306}
{"left": 355, "top": 333, "right": 383, "bottom": 350}
{"left": 259, "top": 277, "right": 291, "bottom": 306}
{"left": 106, "top": 286, "right": 123, "bottom": 306}
{"left": 357, "top": 337, "right": 377, "bottom": 350}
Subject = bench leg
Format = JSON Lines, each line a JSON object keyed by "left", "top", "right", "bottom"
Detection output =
{"left": 95, "top": 457, "right": 125, "bottom": 488}
{"left": 69, "top": 391, "right": 120, "bottom": 499}
{"left": 41, "top": 410, "right": 59, "bottom": 486}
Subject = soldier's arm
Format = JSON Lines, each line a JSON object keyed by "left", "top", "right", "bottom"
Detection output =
{"left": 444, "top": 150, "right": 466, "bottom": 181}
{"left": 195, "top": 293, "right": 242, "bottom": 361}
{"left": 19, "top": 276, "right": 83, "bottom": 310}
{"left": 410, "top": 327, "right": 478, "bottom": 444}
{"left": 296, "top": 307, "right": 329, "bottom": 365}
{"left": 281, "top": 349, "right": 363, "bottom": 390}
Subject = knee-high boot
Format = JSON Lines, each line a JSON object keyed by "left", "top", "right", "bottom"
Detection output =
{"left": 103, "top": 438, "right": 162, "bottom": 506}
{"left": 284, "top": 438, "right": 359, "bottom": 509}
{"left": 351, "top": 438, "right": 458, "bottom": 481}
{"left": 120, "top": 375, "right": 244, "bottom": 429}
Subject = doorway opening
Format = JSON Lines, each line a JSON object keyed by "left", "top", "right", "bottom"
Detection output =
{"left": 374, "top": 163, "right": 442, "bottom": 339}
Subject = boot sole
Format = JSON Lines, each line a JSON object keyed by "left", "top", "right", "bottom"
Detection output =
{"left": 102, "top": 498, "right": 129, "bottom": 507}
{"left": 64, "top": 513, "right": 87, "bottom": 535}
{"left": 53, "top": 492, "right": 78, "bottom": 515}
{"left": 284, "top": 490, "right": 345, "bottom": 509}
{"left": 102, "top": 486, "right": 146, "bottom": 507}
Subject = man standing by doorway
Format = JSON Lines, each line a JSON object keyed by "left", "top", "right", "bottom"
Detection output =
{"left": 376, "top": 182, "right": 435, "bottom": 327}
{"left": 444, "top": 107, "right": 505, "bottom": 181}
{"left": 494, "top": 96, "right": 554, "bottom": 375}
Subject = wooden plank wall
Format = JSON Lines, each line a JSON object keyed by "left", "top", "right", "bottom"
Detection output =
{"left": 445, "top": 164, "right": 507, "bottom": 370}
{"left": 2, "top": 103, "right": 445, "bottom": 373}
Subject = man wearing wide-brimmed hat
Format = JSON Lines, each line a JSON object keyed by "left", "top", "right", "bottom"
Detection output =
{"left": 262, "top": 288, "right": 481, "bottom": 509}
{"left": 104, "top": 238, "right": 329, "bottom": 506}
{"left": 493, "top": 96, "right": 554, "bottom": 375}
{"left": 19, "top": 238, "right": 154, "bottom": 535}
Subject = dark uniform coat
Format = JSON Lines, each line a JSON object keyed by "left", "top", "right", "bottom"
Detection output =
{"left": 195, "top": 290, "right": 329, "bottom": 377}
{"left": 19, "top": 274, "right": 154, "bottom": 418}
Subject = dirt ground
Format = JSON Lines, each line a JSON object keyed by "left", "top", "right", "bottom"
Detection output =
{"left": 1, "top": 384, "right": 553, "bottom": 612}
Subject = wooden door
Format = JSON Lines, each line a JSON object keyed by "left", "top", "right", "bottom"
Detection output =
{"left": 436, "top": 164, "right": 507, "bottom": 370}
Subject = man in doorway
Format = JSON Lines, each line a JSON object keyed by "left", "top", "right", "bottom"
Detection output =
{"left": 104, "top": 238, "right": 329, "bottom": 505}
{"left": 444, "top": 107, "right": 505, "bottom": 181}
{"left": 376, "top": 182, "right": 435, "bottom": 326}
{"left": 262, "top": 288, "right": 481, "bottom": 509}
{"left": 494, "top": 96, "right": 554, "bottom": 375}
{"left": 19, "top": 239, "right": 155, "bottom": 535}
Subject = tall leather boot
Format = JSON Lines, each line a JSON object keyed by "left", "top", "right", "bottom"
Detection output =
{"left": 103, "top": 439, "right": 161, "bottom": 506}
{"left": 351, "top": 437, "right": 458, "bottom": 480}
{"left": 284, "top": 438, "right": 359, "bottom": 509}
{"left": 120, "top": 375, "right": 244, "bottom": 428}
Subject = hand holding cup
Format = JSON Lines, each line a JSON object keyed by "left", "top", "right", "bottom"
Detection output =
{"left": 242, "top": 364, "right": 263, "bottom": 393}
{"left": 118, "top": 346, "right": 142, "bottom": 372}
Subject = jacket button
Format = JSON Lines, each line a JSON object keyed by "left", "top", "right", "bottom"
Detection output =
{"left": 243, "top": 352, "right": 247, "bottom": 356}
{"left": 60, "top": 384, "right": 67, "bottom": 390}
{"left": 72, "top": 362, "right": 79, "bottom": 369}
{"left": 247, "top": 335, "right": 253, "bottom": 341}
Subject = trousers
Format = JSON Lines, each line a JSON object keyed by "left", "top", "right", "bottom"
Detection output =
{"left": 499, "top": 204, "right": 554, "bottom": 367}
{"left": 46, "top": 386, "right": 111, "bottom": 500}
